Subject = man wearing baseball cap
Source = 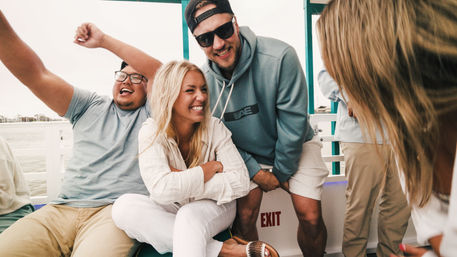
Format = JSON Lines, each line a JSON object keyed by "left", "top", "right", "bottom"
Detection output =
{"left": 185, "top": 1, "right": 329, "bottom": 256}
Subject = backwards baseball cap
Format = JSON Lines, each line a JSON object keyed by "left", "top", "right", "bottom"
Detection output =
{"left": 185, "top": 0, "right": 234, "bottom": 33}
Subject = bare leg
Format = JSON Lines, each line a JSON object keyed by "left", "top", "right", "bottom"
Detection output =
{"left": 291, "top": 194, "right": 327, "bottom": 257}
{"left": 232, "top": 187, "right": 263, "bottom": 241}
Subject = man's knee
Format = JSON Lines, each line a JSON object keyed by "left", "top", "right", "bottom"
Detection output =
{"left": 292, "top": 195, "right": 323, "bottom": 227}
{"left": 297, "top": 209, "right": 323, "bottom": 228}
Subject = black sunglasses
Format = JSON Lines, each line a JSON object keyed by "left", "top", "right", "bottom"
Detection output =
{"left": 194, "top": 19, "right": 235, "bottom": 48}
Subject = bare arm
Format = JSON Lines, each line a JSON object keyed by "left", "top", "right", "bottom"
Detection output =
{"left": 74, "top": 23, "right": 162, "bottom": 92}
{"left": 0, "top": 11, "right": 73, "bottom": 116}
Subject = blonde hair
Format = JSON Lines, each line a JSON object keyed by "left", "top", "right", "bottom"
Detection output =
{"left": 317, "top": 0, "right": 457, "bottom": 206}
{"left": 149, "top": 60, "right": 210, "bottom": 168}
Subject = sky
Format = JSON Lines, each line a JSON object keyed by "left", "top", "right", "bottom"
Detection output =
{"left": 0, "top": 0, "right": 327, "bottom": 119}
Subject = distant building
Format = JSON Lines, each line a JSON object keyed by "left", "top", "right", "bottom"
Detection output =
{"left": 20, "top": 116, "right": 37, "bottom": 122}
{"left": 34, "top": 114, "right": 51, "bottom": 122}
{"left": 0, "top": 114, "right": 62, "bottom": 123}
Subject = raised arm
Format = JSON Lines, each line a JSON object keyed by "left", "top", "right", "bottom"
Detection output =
{"left": 74, "top": 23, "right": 162, "bottom": 91}
{"left": 0, "top": 11, "right": 73, "bottom": 116}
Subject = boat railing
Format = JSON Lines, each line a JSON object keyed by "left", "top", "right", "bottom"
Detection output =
{"left": 0, "top": 121, "right": 71, "bottom": 206}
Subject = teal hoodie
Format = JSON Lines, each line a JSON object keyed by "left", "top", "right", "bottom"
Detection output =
{"left": 202, "top": 26, "right": 314, "bottom": 183}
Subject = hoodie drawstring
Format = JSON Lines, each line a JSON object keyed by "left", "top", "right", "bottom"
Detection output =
{"left": 211, "top": 81, "right": 235, "bottom": 120}
{"left": 211, "top": 81, "right": 226, "bottom": 117}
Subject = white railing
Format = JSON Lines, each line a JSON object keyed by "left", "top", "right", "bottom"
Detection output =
{"left": 0, "top": 121, "right": 72, "bottom": 205}
{"left": 43, "top": 123, "right": 68, "bottom": 205}
{"left": 310, "top": 113, "right": 345, "bottom": 164}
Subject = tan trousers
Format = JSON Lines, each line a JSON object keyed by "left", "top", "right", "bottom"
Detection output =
{"left": 0, "top": 204, "right": 134, "bottom": 257}
{"left": 341, "top": 143, "right": 410, "bottom": 257}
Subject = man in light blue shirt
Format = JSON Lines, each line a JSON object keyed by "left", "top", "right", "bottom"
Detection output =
{"left": 318, "top": 69, "right": 410, "bottom": 257}
{"left": 0, "top": 14, "right": 161, "bottom": 256}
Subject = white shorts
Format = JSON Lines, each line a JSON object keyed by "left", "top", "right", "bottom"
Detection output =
{"left": 249, "top": 135, "right": 329, "bottom": 200}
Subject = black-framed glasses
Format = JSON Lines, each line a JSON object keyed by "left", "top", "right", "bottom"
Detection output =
{"left": 194, "top": 18, "right": 235, "bottom": 48}
{"left": 114, "top": 71, "right": 148, "bottom": 84}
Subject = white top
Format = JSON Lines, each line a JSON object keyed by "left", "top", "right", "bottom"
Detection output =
{"left": 403, "top": 146, "right": 457, "bottom": 256}
{"left": 138, "top": 117, "right": 250, "bottom": 206}
{"left": 0, "top": 137, "right": 31, "bottom": 215}
{"left": 440, "top": 146, "right": 457, "bottom": 256}
{"left": 409, "top": 190, "right": 449, "bottom": 244}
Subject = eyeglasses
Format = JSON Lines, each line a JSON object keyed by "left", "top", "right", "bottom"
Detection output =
{"left": 114, "top": 71, "right": 148, "bottom": 84}
{"left": 194, "top": 18, "right": 235, "bottom": 48}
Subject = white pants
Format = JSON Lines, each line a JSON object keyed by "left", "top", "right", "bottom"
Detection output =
{"left": 112, "top": 194, "right": 236, "bottom": 257}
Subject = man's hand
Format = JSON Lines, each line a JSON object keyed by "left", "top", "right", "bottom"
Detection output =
{"left": 74, "top": 23, "right": 105, "bottom": 48}
{"left": 252, "top": 169, "right": 280, "bottom": 192}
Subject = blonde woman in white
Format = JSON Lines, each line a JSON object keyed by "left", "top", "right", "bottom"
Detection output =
{"left": 112, "top": 60, "right": 278, "bottom": 257}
